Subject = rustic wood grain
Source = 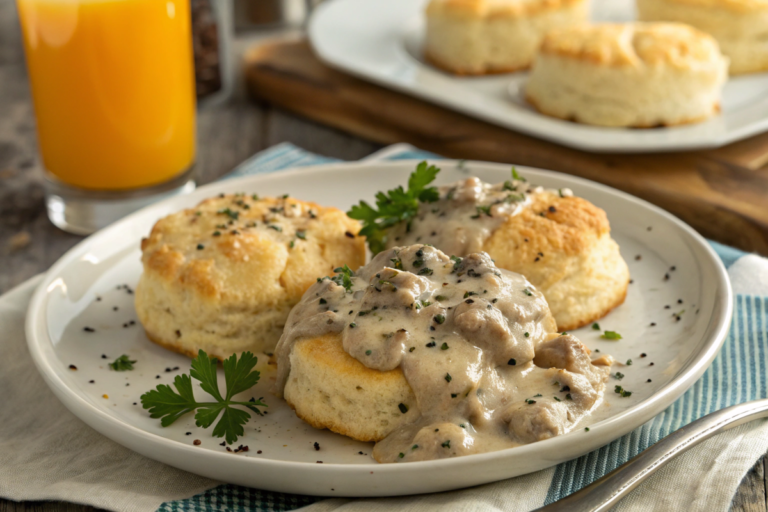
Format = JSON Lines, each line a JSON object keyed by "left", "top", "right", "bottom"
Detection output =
{"left": 244, "top": 40, "right": 768, "bottom": 256}
{"left": 0, "top": 0, "right": 764, "bottom": 509}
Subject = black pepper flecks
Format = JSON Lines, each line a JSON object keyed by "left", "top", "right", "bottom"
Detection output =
{"left": 83, "top": 327, "right": 95, "bottom": 333}
{"left": 314, "top": 442, "right": 320, "bottom": 451}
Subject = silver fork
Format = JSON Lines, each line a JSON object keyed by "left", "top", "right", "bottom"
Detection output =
{"left": 534, "top": 399, "right": 768, "bottom": 511}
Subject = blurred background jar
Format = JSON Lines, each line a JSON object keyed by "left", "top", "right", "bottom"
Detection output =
{"left": 17, "top": 0, "right": 198, "bottom": 235}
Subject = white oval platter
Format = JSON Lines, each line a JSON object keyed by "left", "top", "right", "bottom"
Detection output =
{"left": 308, "top": 0, "right": 768, "bottom": 153}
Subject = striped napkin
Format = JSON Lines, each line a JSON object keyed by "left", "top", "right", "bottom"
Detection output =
{"left": 156, "top": 143, "right": 768, "bottom": 512}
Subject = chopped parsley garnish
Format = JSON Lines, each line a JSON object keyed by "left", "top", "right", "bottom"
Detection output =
{"left": 614, "top": 385, "right": 632, "bottom": 398}
{"left": 322, "top": 265, "right": 354, "bottom": 293}
{"left": 445, "top": 373, "right": 452, "bottom": 383}
{"left": 413, "top": 259, "right": 424, "bottom": 268}
{"left": 268, "top": 225, "right": 282, "bottom": 232}
{"left": 364, "top": 349, "right": 370, "bottom": 355}
{"left": 441, "top": 440, "right": 451, "bottom": 448}
{"left": 212, "top": 231, "right": 221, "bottom": 237}
{"left": 508, "top": 359, "right": 516, "bottom": 366}
{"left": 350, "top": 323, "right": 358, "bottom": 329}
{"left": 553, "top": 396, "right": 562, "bottom": 402}
{"left": 435, "top": 295, "right": 448, "bottom": 301}
{"left": 525, "top": 399, "right": 536, "bottom": 404}
{"left": 601, "top": 330, "right": 623, "bottom": 340}
{"left": 390, "top": 257, "right": 403, "bottom": 270}
{"left": 511, "top": 167, "right": 526, "bottom": 182}
{"left": 473, "top": 205, "right": 492, "bottom": 218}
{"left": 592, "top": 322, "right": 600, "bottom": 330}
{"left": 613, "top": 372, "right": 625, "bottom": 380}
{"left": 289, "top": 240, "right": 295, "bottom": 249}
{"left": 626, "top": 359, "right": 633, "bottom": 366}
{"left": 296, "top": 230, "right": 306, "bottom": 240}
{"left": 418, "top": 267, "right": 433, "bottom": 276}
{"left": 565, "top": 393, "right": 573, "bottom": 400}
{"left": 398, "top": 403, "right": 408, "bottom": 414}
{"left": 450, "top": 255, "right": 463, "bottom": 273}
{"left": 140, "top": 350, "right": 266, "bottom": 444}
{"left": 217, "top": 208, "right": 239, "bottom": 220}
{"left": 434, "top": 314, "right": 446, "bottom": 324}
{"left": 109, "top": 354, "right": 136, "bottom": 371}
{"left": 412, "top": 444, "right": 419, "bottom": 449}
{"left": 251, "top": 194, "right": 259, "bottom": 201}
{"left": 441, "top": 342, "right": 449, "bottom": 350}
{"left": 585, "top": 427, "right": 590, "bottom": 432}
{"left": 523, "top": 288, "right": 533, "bottom": 296}
{"left": 463, "top": 291, "right": 477, "bottom": 299}
{"left": 196, "top": 244, "right": 204, "bottom": 250}
{"left": 347, "top": 161, "right": 441, "bottom": 254}
{"left": 524, "top": 332, "right": 530, "bottom": 338}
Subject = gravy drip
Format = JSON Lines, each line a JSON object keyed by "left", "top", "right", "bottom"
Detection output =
{"left": 273, "top": 245, "right": 608, "bottom": 462}
{"left": 385, "top": 176, "right": 572, "bottom": 256}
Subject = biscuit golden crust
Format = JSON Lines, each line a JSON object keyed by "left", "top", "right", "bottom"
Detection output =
{"left": 637, "top": 0, "right": 768, "bottom": 74}
{"left": 538, "top": 22, "right": 722, "bottom": 68}
{"left": 424, "top": 0, "right": 587, "bottom": 75}
{"left": 135, "top": 194, "right": 365, "bottom": 361}
{"left": 426, "top": 0, "right": 585, "bottom": 19}
{"left": 483, "top": 192, "right": 630, "bottom": 331}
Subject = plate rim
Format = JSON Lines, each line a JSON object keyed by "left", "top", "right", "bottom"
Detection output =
{"left": 25, "top": 159, "right": 733, "bottom": 496}
{"left": 307, "top": 0, "right": 768, "bottom": 153}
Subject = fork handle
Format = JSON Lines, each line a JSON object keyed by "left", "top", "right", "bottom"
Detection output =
{"left": 534, "top": 399, "right": 768, "bottom": 512}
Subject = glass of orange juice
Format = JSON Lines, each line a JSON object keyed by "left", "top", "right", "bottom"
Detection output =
{"left": 17, "top": 0, "right": 197, "bottom": 234}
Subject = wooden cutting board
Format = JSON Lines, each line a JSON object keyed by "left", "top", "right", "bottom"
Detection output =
{"left": 244, "top": 39, "right": 768, "bottom": 255}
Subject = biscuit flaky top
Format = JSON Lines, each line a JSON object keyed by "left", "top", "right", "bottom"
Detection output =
{"left": 140, "top": 193, "right": 365, "bottom": 309}
{"left": 426, "top": 0, "right": 585, "bottom": 19}
{"left": 657, "top": 0, "right": 768, "bottom": 12}
{"left": 539, "top": 22, "right": 724, "bottom": 68}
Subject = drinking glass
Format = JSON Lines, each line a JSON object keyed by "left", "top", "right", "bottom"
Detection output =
{"left": 17, "top": 0, "right": 197, "bottom": 234}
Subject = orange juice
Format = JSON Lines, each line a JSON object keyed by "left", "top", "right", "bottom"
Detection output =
{"left": 17, "top": 0, "right": 196, "bottom": 190}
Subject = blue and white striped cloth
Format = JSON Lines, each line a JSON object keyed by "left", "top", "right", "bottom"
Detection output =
{"left": 161, "top": 143, "right": 768, "bottom": 512}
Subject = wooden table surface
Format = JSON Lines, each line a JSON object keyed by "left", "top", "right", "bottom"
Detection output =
{"left": 0, "top": 2, "right": 765, "bottom": 511}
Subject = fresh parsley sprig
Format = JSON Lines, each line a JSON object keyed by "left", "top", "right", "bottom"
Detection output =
{"left": 109, "top": 354, "right": 136, "bottom": 371}
{"left": 140, "top": 350, "right": 266, "bottom": 445}
{"left": 318, "top": 264, "right": 355, "bottom": 293}
{"left": 347, "top": 161, "right": 440, "bottom": 254}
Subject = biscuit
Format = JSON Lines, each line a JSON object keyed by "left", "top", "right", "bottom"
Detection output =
{"left": 135, "top": 194, "right": 365, "bottom": 360}
{"left": 638, "top": 0, "right": 768, "bottom": 74}
{"left": 275, "top": 245, "right": 609, "bottom": 458}
{"left": 525, "top": 23, "right": 729, "bottom": 127}
{"left": 424, "top": 0, "right": 587, "bottom": 75}
{"left": 483, "top": 191, "right": 629, "bottom": 331}
{"left": 383, "top": 177, "right": 630, "bottom": 331}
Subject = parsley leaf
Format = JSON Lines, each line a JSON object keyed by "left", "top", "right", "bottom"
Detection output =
{"left": 347, "top": 161, "right": 440, "bottom": 254}
{"left": 140, "top": 350, "right": 266, "bottom": 444}
{"left": 217, "top": 208, "right": 239, "bottom": 220}
{"left": 511, "top": 167, "right": 526, "bottom": 182}
{"left": 331, "top": 265, "right": 355, "bottom": 292}
{"left": 601, "top": 330, "right": 623, "bottom": 340}
{"left": 109, "top": 354, "right": 136, "bottom": 371}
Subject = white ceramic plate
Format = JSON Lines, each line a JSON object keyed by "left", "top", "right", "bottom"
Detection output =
{"left": 308, "top": 0, "right": 768, "bottom": 153}
{"left": 26, "top": 160, "right": 732, "bottom": 497}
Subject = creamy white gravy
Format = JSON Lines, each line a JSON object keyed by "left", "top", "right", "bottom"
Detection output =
{"left": 385, "top": 176, "right": 572, "bottom": 256}
{"left": 274, "top": 244, "right": 609, "bottom": 463}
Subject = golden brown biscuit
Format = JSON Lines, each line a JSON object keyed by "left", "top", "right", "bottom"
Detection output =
{"left": 483, "top": 191, "right": 629, "bottom": 331}
{"left": 424, "top": 0, "right": 588, "bottom": 75}
{"left": 275, "top": 245, "right": 609, "bottom": 461}
{"left": 383, "top": 177, "right": 630, "bottom": 331}
{"left": 525, "top": 23, "right": 728, "bottom": 127}
{"left": 135, "top": 194, "right": 365, "bottom": 360}
{"left": 637, "top": 0, "right": 768, "bottom": 74}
